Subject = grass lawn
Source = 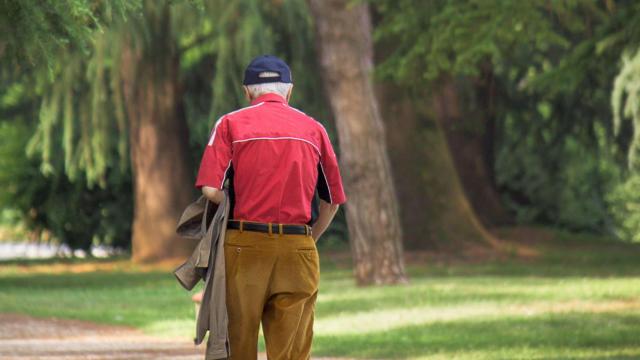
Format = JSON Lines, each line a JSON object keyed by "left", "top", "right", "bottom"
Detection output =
{"left": 1, "top": 228, "right": 639, "bottom": 359}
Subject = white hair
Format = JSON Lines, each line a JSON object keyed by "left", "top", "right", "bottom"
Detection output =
{"left": 245, "top": 72, "right": 292, "bottom": 99}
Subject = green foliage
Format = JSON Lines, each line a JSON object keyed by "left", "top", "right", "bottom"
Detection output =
{"left": 0, "top": 0, "right": 137, "bottom": 75}
{"left": 607, "top": 8, "right": 640, "bottom": 242}
{"left": 373, "top": 0, "right": 640, "bottom": 236}
{"left": 0, "top": 0, "right": 138, "bottom": 249}
{"left": 612, "top": 48, "right": 640, "bottom": 172}
{"left": 608, "top": 174, "right": 640, "bottom": 242}
{"left": 25, "top": 30, "right": 131, "bottom": 189}
{"left": 373, "top": 0, "right": 581, "bottom": 84}
{"left": 0, "top": 121, "right": 132, "bottom": 250}
{"left": 492, "top": 19, "right": 628, "bottom": 233}
{"left": 496, "top": 118, "right": 620, "bottom": 231}
{"left": 0, "top": 0, "right": 139, "bottom": 189}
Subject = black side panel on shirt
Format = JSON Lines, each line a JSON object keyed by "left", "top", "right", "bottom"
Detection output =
{"left": 308, "top": 162, "right": 331, "bottom": 226}
{"left": 224, "top": 164, "right": 236, "bottom": 219}
{"left": 316, "top": 162, "right": 331, "bottom": 203}
{"left": 308, "top": 192, "right": 319, "bottom": 226}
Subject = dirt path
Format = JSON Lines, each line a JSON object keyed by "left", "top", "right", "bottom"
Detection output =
{"left": 0, "top": 313, "right": 343, "bottom": 360}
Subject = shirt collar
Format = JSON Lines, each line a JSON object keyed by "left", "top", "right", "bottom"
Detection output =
{"left": 251, "top": 93, "right": 287, "bottom": 105}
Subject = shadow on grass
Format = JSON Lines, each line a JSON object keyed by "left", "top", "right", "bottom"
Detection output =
{"left": 316, "top": 282, "right": 541, "bottom": 318}
{"left": 406, "top": 240, "right": 640, "bottom": 279}
{"left": 312, "top": 312, "right": 640, "bottom": 359}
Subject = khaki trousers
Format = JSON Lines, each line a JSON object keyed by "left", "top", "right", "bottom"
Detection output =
{"left": 224, "top": 228, "right": 320, "bottom": 359}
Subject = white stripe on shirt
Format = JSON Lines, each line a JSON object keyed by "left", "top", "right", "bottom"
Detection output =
{"left": 232, "top": 136, "right": 321, "bottom": 155}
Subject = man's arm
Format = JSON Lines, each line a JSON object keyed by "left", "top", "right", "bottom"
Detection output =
{"left": 194, "top": 115, "right": 232, "bottom": 194}
{"left": 311, "top": 200, "right": 339, "bottom": 242}
{"left": 202, "top": 186, "right": 224, "bottom": 204}
{"left": 311, "top": 123, "right": 346, "bottom": 242}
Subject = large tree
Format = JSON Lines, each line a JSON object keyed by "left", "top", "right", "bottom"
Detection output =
{"left": 379, "top": 81, "right": 500, "bottom": 252}
{"left": 308, "top": 0, "right": 407, "bottom": 285}
{"left": 119, "top": 2, "right": 196, "bottom": 262}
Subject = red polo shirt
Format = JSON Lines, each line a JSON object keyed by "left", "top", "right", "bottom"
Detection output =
{"left": 195, "top": 93, "right": 346, "bottom": 224}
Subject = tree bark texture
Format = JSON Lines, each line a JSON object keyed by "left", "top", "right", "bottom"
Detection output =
{"left": 436, "top": 72, "right": 511, "bottom": 226}
{"left": 308, "top": 0, "right": 408, "bottom": 285}
{"left": 119, "top": 4, "right": 197, "bottom": 262}
{"left": 380, "top": 83, "right": 500, "bottom": 252}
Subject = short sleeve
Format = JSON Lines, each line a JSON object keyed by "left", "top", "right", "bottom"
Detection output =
{"left": 317, "top": 124, "right": 347, "bottom": 204}
{"left": 195, "top": 116, "right": 233, "bottom": 190}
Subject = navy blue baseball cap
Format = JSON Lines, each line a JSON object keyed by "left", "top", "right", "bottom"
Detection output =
{"left": 243, "top": 55, "right": 292, "bottom": 85}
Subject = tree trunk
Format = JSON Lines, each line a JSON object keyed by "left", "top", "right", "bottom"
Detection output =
{"left": 380, "top": 82, "right": 500, "bottom": 251}
{"left": 308, "top": 0, "right": 407, "bottom": 285}
{"left": 437, "top": 71, "right": 511, "bottom": 226}
{"left": 119, "top": 3, "right": 196, "bottom": 262}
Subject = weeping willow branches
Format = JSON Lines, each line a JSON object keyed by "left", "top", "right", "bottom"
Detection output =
{"left": 193, "top": 0, "right": 316, "bottom": 120}
{"left": 0, "top": 0, "right": 136, "bottom": 77}
{"left": 27, "top": 29, "right": 129, "bottom": 189}
{"left": 24, "top": 0, "right": 320, "bottom": 189}
{"left": 612, "top": 48, "right": 640, "bottom": 172}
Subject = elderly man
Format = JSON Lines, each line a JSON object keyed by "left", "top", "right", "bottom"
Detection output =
{"left": 195, "top": 55, "right": 346, "bottom": 359}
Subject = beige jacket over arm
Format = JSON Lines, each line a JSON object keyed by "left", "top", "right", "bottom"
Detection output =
{"left": 173, "top": 190, "right": 232, "bottom": 359}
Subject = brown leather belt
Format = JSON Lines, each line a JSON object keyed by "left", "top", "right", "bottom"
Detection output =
{"left": 227, "top": 220, "right": 311, "bottom": 236}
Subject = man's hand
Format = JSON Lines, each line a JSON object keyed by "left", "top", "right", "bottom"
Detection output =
{"left": 202, "top": 186, "right": 224, "bottom": 204}
{"left": 311, "top": 200, "right": 339, "bottom": 242}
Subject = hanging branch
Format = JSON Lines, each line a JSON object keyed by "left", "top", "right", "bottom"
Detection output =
{"left": 612, "top": 48, "right": 640, "bottom": 172}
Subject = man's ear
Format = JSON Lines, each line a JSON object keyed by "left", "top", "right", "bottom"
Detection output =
{"left": 286, "top": 84, "right": 293, "bottom": 103}
{"left": 243, "top": 85, "right": 252, "bottom": 102}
